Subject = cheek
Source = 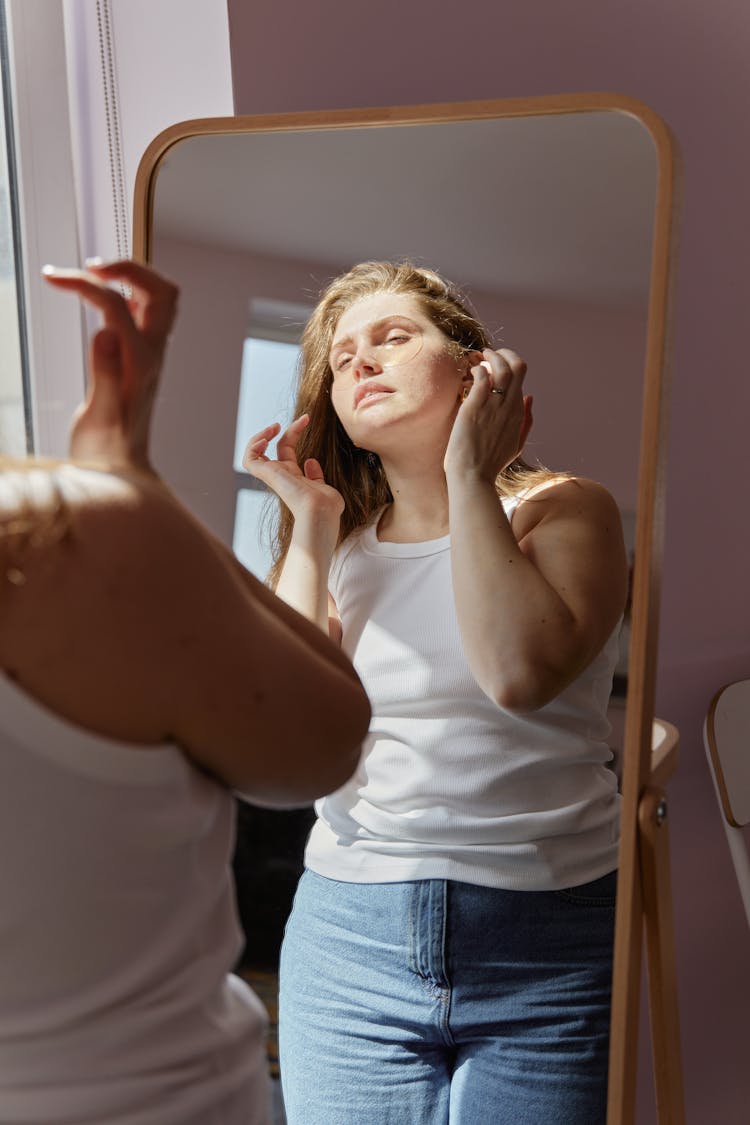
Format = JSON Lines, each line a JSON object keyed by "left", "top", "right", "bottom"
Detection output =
{"left": 421, "top": 359, "right": 464, "bottom": 402}
{"left": 329, "top": 384, "right": 360, "bottom": 443}
{"left": 329, "top": 382, "right": 349, "bottom": 422}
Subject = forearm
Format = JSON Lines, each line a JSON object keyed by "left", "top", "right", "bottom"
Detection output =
{"left": 274, "top": 515, "right": 337, "bottom": 633}
{"left": 145, "top": 476, "right": 353, "bottom": 679}
{"left": 447, "top": 472, "right": 584, "bottom": 710}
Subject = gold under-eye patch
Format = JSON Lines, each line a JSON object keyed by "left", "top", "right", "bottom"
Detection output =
{"left": 370, "top": 331, "right": 423, "bottom": 368}
{"left": 331, "top": 321, "right": 424, "bottom": 374}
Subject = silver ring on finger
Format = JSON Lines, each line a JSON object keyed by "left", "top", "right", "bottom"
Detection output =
{"left": 490, "top": 386, "right": 506, "bottom": 397}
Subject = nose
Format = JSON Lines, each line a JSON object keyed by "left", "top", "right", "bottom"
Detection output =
{"left": 352, "top": 345, "right": 382, "bottom": 380}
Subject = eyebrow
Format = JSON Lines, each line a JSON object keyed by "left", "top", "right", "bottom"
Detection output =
{"left": 330, "top": 315, "right": 420, "bottom": 357}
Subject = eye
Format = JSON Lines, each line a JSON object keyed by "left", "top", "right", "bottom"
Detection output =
{"left": 385, "top": 333, "right": 410, "bottom": 345}
{"left": 333, "top": 353, "right": 352, "bottom": 373}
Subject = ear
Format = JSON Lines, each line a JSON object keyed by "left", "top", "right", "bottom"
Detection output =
{"left": 458, "top": 349, "right": 484, "bottom": 399}
{"left": 465, "top": 348, "right": 485, "bottom": 368}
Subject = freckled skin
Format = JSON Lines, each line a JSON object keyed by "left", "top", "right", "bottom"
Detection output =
{"left": 329, "top": 293, "right": 466, "bottom": 459}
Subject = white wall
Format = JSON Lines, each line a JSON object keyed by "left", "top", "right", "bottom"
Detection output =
{"left": 62, "top": 0, "right": 234, "bottom": 262}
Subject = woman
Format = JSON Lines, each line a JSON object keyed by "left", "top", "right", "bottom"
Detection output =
{"left": 0, "top": 259, "right": 370, "bottom": 1125}
{"left": 244, "top": 261, "right": 629, "bottom": 1124}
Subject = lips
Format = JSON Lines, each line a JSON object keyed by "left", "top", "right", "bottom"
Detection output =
{"left": 354, "top": 382, "right": 393, "bottom": 409}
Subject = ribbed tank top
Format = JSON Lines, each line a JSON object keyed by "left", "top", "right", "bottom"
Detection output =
{"left": 306, "top": 499, "right": 622, "bottom": 891}
{"left": 0, "top": 672, "right": 268, "bottom": 1125}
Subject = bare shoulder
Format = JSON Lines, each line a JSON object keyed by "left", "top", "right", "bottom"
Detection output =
{"left": 61, "top": 467, "right": 201, "bottom": 564}
{"left": 0, "top": 464, "right": 217, "bottom": 742}
{"left": 18, "top": 464, "right": 224, "bottom": 577}
{"left": 510, "top": 475, "right": 628, "bottom": 628}
{"left": 1, "top": 462, "right": 156, "bottom": 544}
{"left": 0, "top": 463, "right": 145, "bottom": 584}
{"left": 510, "top": 476, "right": 623, "bottom": 542}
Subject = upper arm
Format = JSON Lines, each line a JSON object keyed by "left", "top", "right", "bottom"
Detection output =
{"left": 512, "top": 478, "right": 629, "bottom": 664}
{"left": 135, "top": 501, "right": 368, "bottom": 802}
{"left": 3, "top": 480, "right": 368, "bottom": 806}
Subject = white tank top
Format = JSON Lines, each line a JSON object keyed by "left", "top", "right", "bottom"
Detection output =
{"left": 0, "top": 672, "right": 269, "bottom": 1125}
{"left": 306, "top": 499, "right": 622, "bottom": 891}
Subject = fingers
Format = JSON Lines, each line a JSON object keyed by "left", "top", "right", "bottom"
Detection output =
{"left": 464, "top": 348, "right": 527, "bottom": 406}
{"left": 480, "top": 348, "right": 526, "bottom": 394}
{"left": 242, "top": 423, "right": 281, "bottom": 468}
{"left": 304, "top": 458, "right": 325, "bottom": 482}
{"left": 243, "top": 415, "right": 311, "bottom": 474}
{"left": 497, "top": 348, "right": 527, "bottom": 377}
{"left": 242, "top": 456, "right": 277, "bottom": 488}
{"left": 42, "top": 266, "right": 143, "bottom": 348}
{"left": 275, "top": 413, "right": 310, "bottom": 462}
{"left": 84, "top": 259, "right": 179, "bottom": 342}
{"left": 42, "top": 260, "right": 179, "bottom": 349}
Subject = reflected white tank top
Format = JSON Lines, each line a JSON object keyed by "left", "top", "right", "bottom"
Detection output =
{"left": 0, "top": 673, "right": 268, "bottom": 1125}
{"left": 306, "top": 500, "right": 622, "bottom": 892}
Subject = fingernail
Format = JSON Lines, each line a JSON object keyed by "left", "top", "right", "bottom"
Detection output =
{"left": 42, "top": 265, "right": 88, "bottom": 279}
{"left": 41, "top": 264, "right": 92, "bottom": 280}
{"left": 85, "top": 256, "right": 105, "bottom": 267}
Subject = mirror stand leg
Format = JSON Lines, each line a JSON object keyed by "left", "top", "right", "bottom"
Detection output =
{"left": 638, "top": 786, "right": 686, "bottom": 1124}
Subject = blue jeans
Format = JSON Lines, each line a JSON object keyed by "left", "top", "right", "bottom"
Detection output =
{"left": 279, "top": 869, "right": 616, "bottom": 1124}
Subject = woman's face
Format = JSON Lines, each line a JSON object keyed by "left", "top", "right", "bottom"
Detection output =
{"left": 328, "top": 291, "right": 468, "bottom": 457}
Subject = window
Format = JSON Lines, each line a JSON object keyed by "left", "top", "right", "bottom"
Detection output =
{"left": 231, "top": 298, "right": 310, "bottom": 578}
{"left": 1, "top": 0, "right": 85, "bottom": 457}
{"left": 0, "top": 4, "right": 29, "bottom": 456}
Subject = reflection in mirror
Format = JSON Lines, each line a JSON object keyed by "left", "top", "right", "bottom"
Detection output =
{"left": 151, "top": 114, "right": 655, "bottom": 534}
{"left": 149, "top": 109, "right": 655, "bottom": 713}
{"left": 140, "top": 104, "right": 663, "bottom": 1115}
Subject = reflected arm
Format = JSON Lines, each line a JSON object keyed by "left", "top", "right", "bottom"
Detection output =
{"left": 446, "top": 474, "right": 628, "bottom": 712}
{"left": 273, "top": 514, "right": 339, "bottom": 636}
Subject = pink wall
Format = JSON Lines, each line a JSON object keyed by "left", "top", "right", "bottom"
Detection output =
{"left": 227, "top": 1, "right": 750, "bottom": 1121}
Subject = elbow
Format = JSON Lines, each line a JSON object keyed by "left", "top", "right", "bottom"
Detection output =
{"left": 324, "top": 687, "right": 371, "bottom": 785}
{"left": 309, "top": 685, "right": 372, "bottom": 794}
{"left": 330, "top": 682, "right": 372, "bottom": 761}
{"left": 308, "top": 744, "right": 362, "bottom": 799}
{"left": 236, "top": 746, "right": 360, "bottom": 809}
{"left": 485, "top": 659, "right": 572, "bottom": 715}
{"left": 249, "top": 744, "right": 363, "bottom": 809}
{"left": 490, "top": 683, "right": 549, "bottom": 715}
{"left": 260, "top": 686, "right": 370, "bottom": 806}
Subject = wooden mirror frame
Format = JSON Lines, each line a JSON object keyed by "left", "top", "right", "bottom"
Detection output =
{"left": 133, "top": 93, "right": 681, "bottom": 1124}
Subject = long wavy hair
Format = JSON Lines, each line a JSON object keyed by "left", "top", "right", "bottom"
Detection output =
{"left": 267, "top": 261, "right": 557, "bottom": 587}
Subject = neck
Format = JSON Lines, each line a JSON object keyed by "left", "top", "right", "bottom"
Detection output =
{"left": 377, "top": 450, "right": 449, "bottom": 542}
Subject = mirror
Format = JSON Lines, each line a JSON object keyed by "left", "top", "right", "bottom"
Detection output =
{"left": 133, "top": 96, "right": 678, "bottom": 1123}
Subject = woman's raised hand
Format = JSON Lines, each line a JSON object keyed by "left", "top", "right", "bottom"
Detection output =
{"left": 444, "top": 347, "right": 533, "bottom": 481}
{"left": 243, "top": 414, "right": 345, "bottom": 530}
{"left": 42, "top": 259, "right": 178, "bottom": 472}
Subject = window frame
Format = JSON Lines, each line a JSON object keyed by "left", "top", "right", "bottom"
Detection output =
{"left": 3, "top": 0, "right": 86, "bottom": 456}
{"left": 231, "top": 299, "right": 309, "bottom": 578}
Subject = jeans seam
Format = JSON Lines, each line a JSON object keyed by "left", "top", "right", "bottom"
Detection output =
{"left": 552, "top": 891, "right": 617, "bottom": 907}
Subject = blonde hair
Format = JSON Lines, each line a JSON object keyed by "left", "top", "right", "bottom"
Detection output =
{"left": 267, "top": 261, "right": 558, "bottom": 587}
{"left": 0, "top": 458, "right": 72, "bottom": 587}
